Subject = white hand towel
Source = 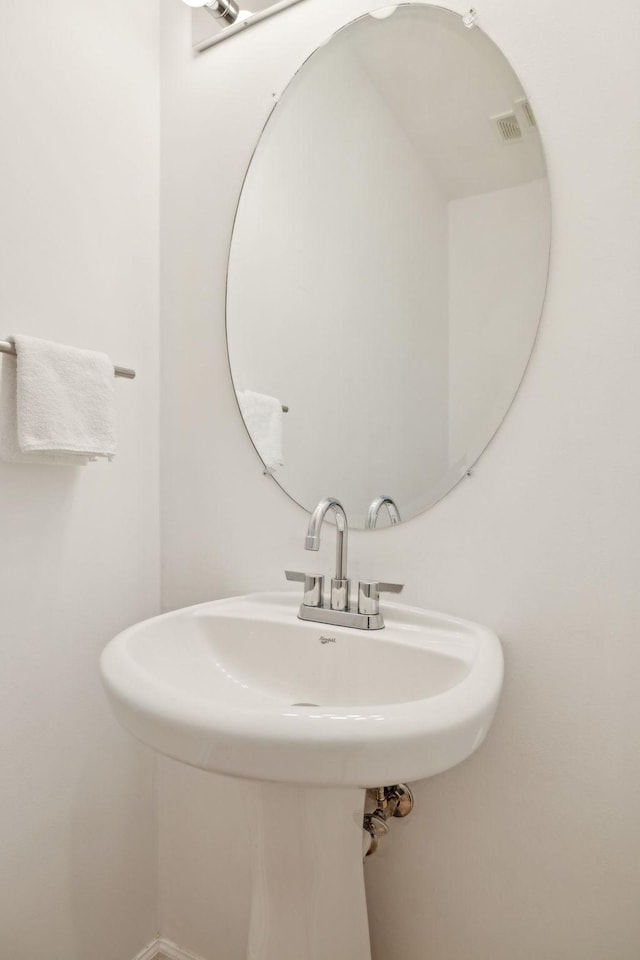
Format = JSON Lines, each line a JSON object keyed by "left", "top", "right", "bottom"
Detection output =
{"left": 0, "top": 335, "right": 116, "bottom": 464}
{"left": 0, "top": 356, "right": 92, "bottom": 465}
{"left": 237, "top": 389, "right": 284, "bottom": 473}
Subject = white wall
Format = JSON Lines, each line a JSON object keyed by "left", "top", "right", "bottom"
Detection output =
{"left": 159, "top": 2, "right": 640, "bottom": 959}
{"left": 0, "top": 2, "right": 160, "bottom": 958}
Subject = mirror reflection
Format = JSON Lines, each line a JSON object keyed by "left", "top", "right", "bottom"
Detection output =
{"left": 227, "top": 4, "right": 551, "bottom": 528}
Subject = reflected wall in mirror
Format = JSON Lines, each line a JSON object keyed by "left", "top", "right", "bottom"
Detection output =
{"left": 227, "top": 3, "right": 551, "bottom": 528}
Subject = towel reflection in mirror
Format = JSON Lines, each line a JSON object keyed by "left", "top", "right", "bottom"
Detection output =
{"left": 236, "top": 389, "right": 284, "bottom": 473}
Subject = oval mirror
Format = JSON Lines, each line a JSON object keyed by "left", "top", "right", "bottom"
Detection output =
{"left": 227, "top": 3, "right": 551, "bottom": 529}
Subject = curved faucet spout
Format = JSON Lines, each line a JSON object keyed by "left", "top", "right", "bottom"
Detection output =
{"left": 366, "top": 496, "right": 401, "bottom": 530}
{"left": 305, "top": 497, "right": 348, "bottom": 582}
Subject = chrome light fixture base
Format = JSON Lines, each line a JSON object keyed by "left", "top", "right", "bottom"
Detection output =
{"left": 190, "top": 0, "right": 309, "bottom": 51}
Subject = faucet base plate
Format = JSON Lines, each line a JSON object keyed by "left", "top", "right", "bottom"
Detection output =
{"left": 297, "top": 604, "right": 385, "bottom": 631}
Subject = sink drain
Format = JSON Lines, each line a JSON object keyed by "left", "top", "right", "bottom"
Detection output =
{"left": 291, "top": 702, "right": 320, "bottom": 707}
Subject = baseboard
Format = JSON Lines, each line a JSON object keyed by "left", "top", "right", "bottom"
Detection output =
{"left": 133, "top": 937, "right": 209, "bottom": 960}
{"left": 132, "top": 941, "right": 161, "bottom": 960}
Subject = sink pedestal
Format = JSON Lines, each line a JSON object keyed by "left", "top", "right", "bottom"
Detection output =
{"left": 246, "top": 782, "right": 371, "bottom": 960}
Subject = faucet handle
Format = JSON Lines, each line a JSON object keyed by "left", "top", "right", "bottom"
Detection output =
{"left": 357, "top": 580, "right": 404, "bottom": 616}
{"left": 377, "top": 582, "right": 404, "bottom": 594}
{"left": 285, "top": 570, "right": 324, "bottom": 608}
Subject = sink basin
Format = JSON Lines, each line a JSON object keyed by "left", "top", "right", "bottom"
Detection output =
{"left": 101, "top": 591, "right": 503, "bottom": 786}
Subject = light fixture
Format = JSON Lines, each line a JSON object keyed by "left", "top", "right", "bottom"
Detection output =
{"left": 188, "top": 0, "right": 307, "bottom": 51}
{"left": 182, "top": 0, "right": 242, "bottom": 26}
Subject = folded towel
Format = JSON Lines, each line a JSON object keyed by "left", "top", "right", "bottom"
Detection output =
{"left": 236, "top": 389, "right": 284, "bottom": 473}
{"left": 0, "top": 335, "right": 116, "bottom": 466}
{"left": 0, "top": 356, "right": 92, "bottom": 465}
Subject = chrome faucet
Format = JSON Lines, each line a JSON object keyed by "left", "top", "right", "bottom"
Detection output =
{"left": 305, "top": 496, "right": 349, "bottom": 611}
{"left": 366, "top": 495, "right": 401, "bottom": 529}
{"left": 285, "top": 496, "right": 404, "bottom": 630}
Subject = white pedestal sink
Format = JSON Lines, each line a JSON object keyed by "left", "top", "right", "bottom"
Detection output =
{"left": 101, "top": 592, "right": 503, "bottom": 960}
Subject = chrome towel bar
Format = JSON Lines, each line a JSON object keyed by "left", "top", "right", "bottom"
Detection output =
{"left": 0, "top": 339, "right": 136, "bottom": 380}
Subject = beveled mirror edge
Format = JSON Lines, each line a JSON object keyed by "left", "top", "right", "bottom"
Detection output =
{"left": 193, "top": 0, "right": 310, "bottom": 51}
{"left": 224, "top": 2, "right": 553, "bottom": 529}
